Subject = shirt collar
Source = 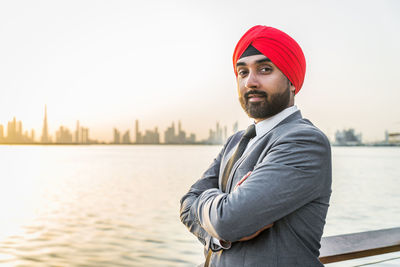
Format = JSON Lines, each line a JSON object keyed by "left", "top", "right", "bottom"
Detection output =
{"left": 253, "top": 105, "right": 299, "bottom": 137}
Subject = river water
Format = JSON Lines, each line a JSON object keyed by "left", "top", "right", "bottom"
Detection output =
{"left": 0, "top": 145, "right": 399, "bottom": 266}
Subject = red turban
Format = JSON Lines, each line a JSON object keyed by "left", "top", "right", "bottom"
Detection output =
{"left": 233, "top": 25, "right": 306, "bottom": 95}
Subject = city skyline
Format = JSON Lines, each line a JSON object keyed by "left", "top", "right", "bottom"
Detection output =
{"left": 1, "top": 105, "right": 398, "bottom": 145}
{"left": 0, "top": 106, "right": 237, "bottom": 145}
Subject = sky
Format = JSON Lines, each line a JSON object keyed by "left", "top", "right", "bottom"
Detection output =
{"left": 1, "top": 0, "right": 399, "bottom": 142}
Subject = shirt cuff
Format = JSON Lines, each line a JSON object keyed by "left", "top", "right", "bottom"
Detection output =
{"left": 211, "top": 237, "right": 231, "bottom": 251}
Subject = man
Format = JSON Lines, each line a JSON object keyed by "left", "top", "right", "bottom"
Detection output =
{"left": 180, "top": 25, "right": 331, "bottom": 267}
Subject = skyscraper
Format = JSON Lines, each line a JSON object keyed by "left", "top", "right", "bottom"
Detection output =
{"left": 164, "top": 122, "right": 176, "bottom": 144}
{"left": 122, "top": 130, "right": 131, "bottom": 144}
{"left": 41, "top": 105, "right": 50, "bottom": 143}
{"left": 177, "top": 120, "right": 186, "bottom": 143}
{"left": 75, "top": 120, "right": 80, "bottom": 143}
{"left": 135, "top": 120, "right": 142, "bottom": 144}
{"left": 113, "top": 128, "right": 121, "bottom": 144}
{"left": 81, "top": 127, "right": 89, "bottom": 144}
{"left": 7, "top": 117, "right": 17, "bottom": 143}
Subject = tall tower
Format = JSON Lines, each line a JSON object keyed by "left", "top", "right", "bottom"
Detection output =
{"left": 7, "top": 117, "right": 17, "bottom": 142}
{"left": 135, "top": 119, "right": 141, "bottom": 144}
{"left": 75, "top": 120, "right": 80, "bottom": 143}
{"left": 41, "top": 105, "right": 49, "bottom": 143}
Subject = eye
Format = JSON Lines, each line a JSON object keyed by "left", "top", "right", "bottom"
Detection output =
{"left": 260, "top": 66, "right": 272, "bottom": 73}
{"left": 237, "top": 69, "right": 248, "bottom": 77}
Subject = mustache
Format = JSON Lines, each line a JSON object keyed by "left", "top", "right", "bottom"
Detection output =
{"left": 244, "top": 90, "right": 268, "bottom": 99}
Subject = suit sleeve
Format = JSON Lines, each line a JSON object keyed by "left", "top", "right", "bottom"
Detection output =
{"left": 191, "top": 127, "right": 331, "bottom": 242}
{"left": 179, "top": 136, "right": 233, "bottom": 249}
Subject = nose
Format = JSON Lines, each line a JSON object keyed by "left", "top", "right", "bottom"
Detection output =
{"left": 244, "top": 70, "right": 259, "bottom": 89}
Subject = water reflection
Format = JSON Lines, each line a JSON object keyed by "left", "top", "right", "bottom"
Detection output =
{"left": 1, "top": 145, "right": 400, "bottom": 266}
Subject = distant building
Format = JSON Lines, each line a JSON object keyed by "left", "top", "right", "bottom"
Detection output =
{"left": 113, "top": 128, "right": 121, "bottom": 144}
{"left": 385, "top": 131, "right": 400, "bottom": 144}
{"left": 164, "top": 121, "right": 196, "bottom": 144}
{"left": 81, "top": 127, "right": 89, "bottom": 143}
{"left": 177, "top": 121, "right": 186, "bottom": 143}
{"left": 135, "top": 120, "right": 142, "bottom": 144}
{"left": 75, "top": 121, "right": 80, "bottom": 143}
{"left": 7, "top": 117, "right": 18, "bottom": 143}
{"left": 72, "top": 121, "right": 91, "bottom": 144}
{"left": 164, "top": 122, "right": 176, "bottom": 144}
{"left": 18, "top": 121, "right": 22, "bottom": 139}
{"left": 205, "top": 122, "right": 227, "bottom": 145}
{"left": 122, "top": 130, "right": 131, "bottom": 144}
{"left": 334, "top": 129, "right": 362, "bottom": 146}
{"left": 41, "top": 105, "right": 50, "bottom": 143}
{"left": 56, "top": 126, "right": 73, "bottom": 143}
{"left": 143, "top": 127, "right": 160, "bottom": 144}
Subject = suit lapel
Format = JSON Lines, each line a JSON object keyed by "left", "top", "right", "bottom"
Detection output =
{"left": 224, "top": 111, "right": 303, "bottom": 192}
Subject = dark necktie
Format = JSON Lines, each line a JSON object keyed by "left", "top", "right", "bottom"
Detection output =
{"left": 221, "top": 124, "right": 256, "bottom": 192}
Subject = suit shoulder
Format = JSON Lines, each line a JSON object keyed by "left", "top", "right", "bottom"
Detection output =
{"left": 274, "top": 118, "right": 330, "bottom": 147}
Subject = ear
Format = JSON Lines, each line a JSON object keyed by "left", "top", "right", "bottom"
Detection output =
{"left": 289, "top": 81, "right": 296, "bottom": 94}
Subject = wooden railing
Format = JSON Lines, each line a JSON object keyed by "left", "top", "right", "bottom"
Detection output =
{"left": 319, "top": 227, "right": 400, "bottom": 264}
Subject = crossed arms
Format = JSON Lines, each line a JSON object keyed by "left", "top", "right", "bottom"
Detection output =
{"left": 180, "top": 128, "right": 330, "bottom": 247}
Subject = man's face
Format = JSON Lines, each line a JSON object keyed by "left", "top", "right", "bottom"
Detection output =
{"left": 236, "top": 54, "right": 295, "bottom": 122}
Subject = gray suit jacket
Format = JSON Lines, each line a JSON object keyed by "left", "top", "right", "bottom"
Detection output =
{"left": 180, "top": 111, "right": 332, "bottom": 267}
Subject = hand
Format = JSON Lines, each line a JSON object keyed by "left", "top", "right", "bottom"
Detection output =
{"left": 239, "top": 223, "right": 274, "bottom": 241}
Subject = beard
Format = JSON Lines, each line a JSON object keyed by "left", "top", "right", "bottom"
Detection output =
{"left": 239, "top": 84, "right": 291, "bottom": 120}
